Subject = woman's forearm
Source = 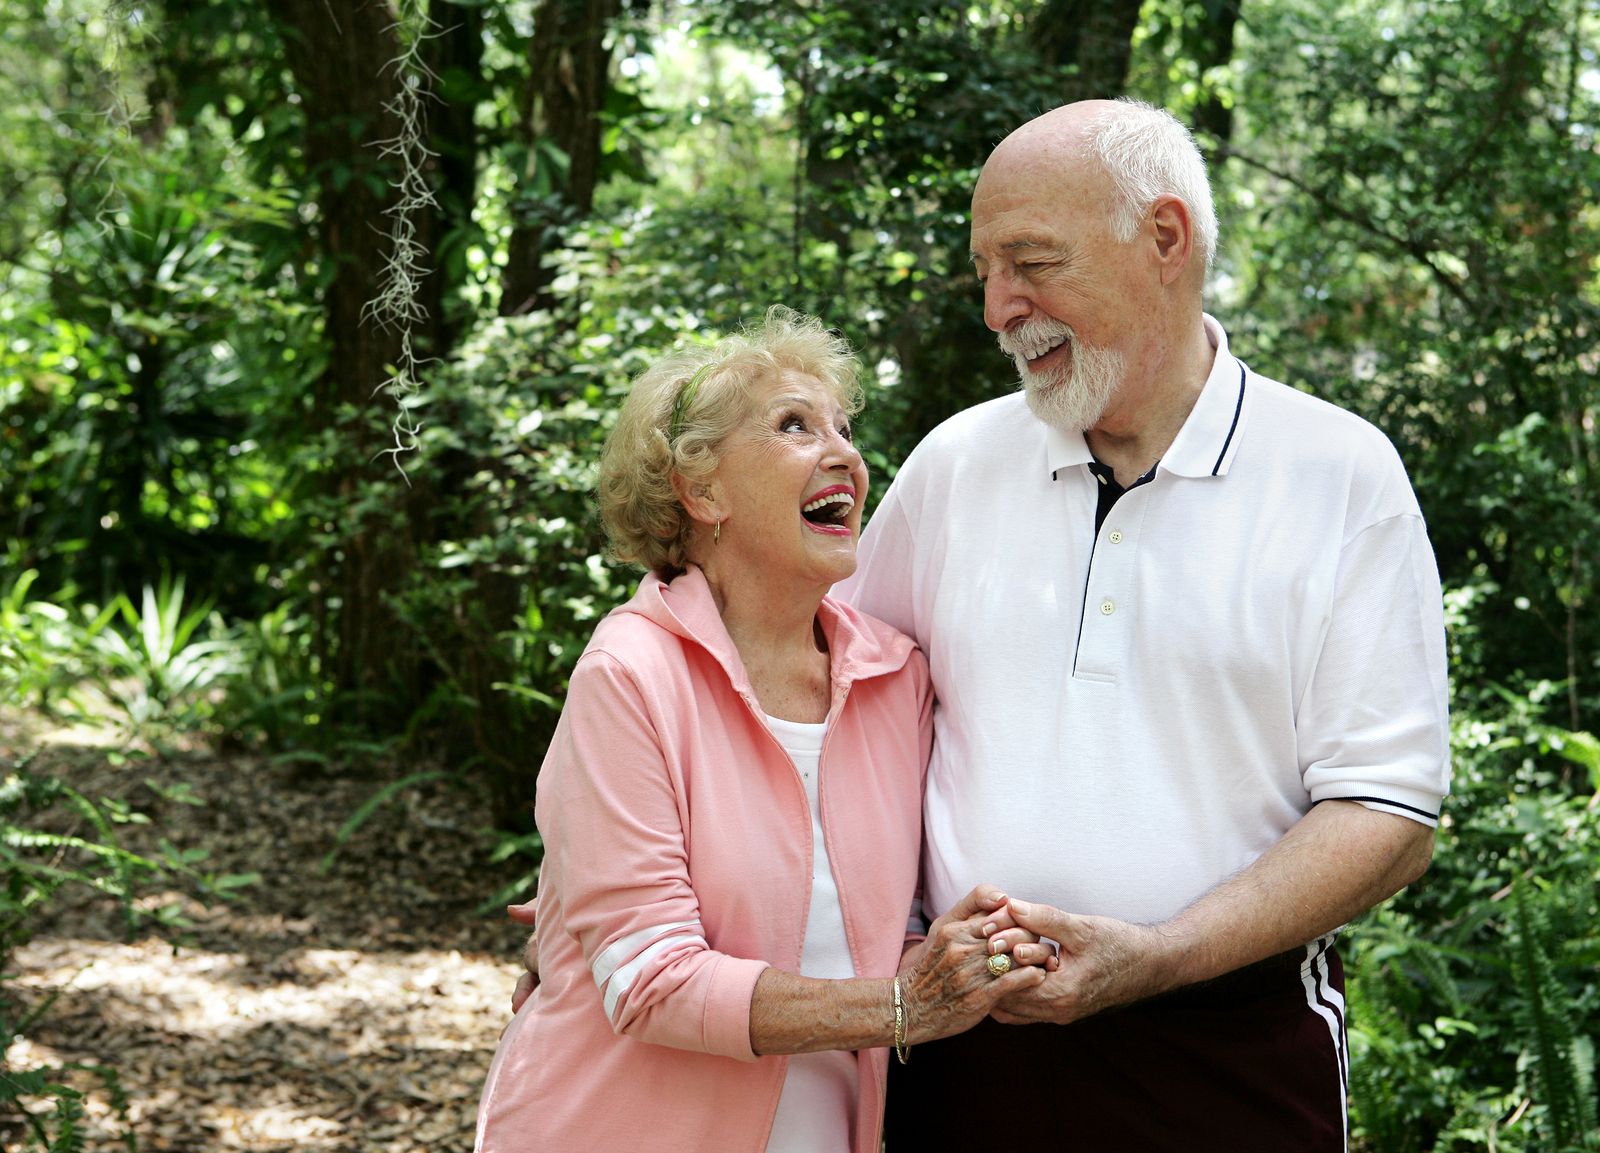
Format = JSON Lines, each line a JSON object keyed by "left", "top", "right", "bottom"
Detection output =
{"left": 748, "top": 969, "right": 896, "bottom": 1056}
{"left": 748, "top": 888, "right": 1051, "bottom": 1058}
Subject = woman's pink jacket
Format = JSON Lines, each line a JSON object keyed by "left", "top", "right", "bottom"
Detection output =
{"left": 475, "top": 566, "right": 933, "bottom": 1153}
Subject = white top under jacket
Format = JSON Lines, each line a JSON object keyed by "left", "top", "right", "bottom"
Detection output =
{"left": 836, "top": 315, "right": 1451, "bottom": 927}
{"left": 762, "top": 715, "right": 857, "bottom": 1153}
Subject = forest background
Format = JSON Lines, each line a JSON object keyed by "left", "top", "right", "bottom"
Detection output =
{"left": 1, "top": 0, "right": 1599, "bottom": 1149}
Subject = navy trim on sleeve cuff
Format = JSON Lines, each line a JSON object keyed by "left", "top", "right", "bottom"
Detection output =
{"left": 1318, "top": 795, "right": 1439, "bottom": 820}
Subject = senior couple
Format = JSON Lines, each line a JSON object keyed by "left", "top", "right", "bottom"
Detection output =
{"left": 474, "top": 99, "right": 1449, "bottom": 1152}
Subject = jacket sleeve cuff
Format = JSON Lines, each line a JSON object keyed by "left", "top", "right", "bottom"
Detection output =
{"left": 702, "top": 955, "right": 771, "bottom": 1063}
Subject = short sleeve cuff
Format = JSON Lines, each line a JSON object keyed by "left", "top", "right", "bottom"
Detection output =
{"left": 1311, "top": 782, "right": 1443, "bottom": 827}
{"left": 701, "top": 955, "right": 771, "bottom": 1063}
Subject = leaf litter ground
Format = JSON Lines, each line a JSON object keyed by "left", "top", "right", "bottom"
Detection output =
{"left": 1, "top": 717, "right": 532, "bottom": 1152}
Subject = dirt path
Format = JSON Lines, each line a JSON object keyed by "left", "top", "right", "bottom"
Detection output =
{"left": 3, "top": 735, "right": 533, "bottom": 1152}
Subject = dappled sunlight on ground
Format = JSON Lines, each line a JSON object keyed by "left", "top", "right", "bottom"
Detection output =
{"left": 1, "top": 732, "right": 536, "bottom": 1151}
{"left": 9, "top": 937, "right": 519, "bottom": 1151}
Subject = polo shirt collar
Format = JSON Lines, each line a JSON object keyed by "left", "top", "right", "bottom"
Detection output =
{"left": 1161, "top": 314, "right": 1248, "bottom": 478}
{"left": 1044, "top": 313, "right": 1248, "bottom": 481}
{"left": 1044, "top": 422, "right": 1092, "bottom": 477}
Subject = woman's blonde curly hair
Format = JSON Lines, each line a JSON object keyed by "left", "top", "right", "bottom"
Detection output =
{"left": 598, "top": 306, "right": 864, "bottom": 577}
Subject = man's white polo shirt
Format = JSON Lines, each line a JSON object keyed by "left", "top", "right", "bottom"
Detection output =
{"left": 837, "top": 316, "right": 1450, "bottom": 926}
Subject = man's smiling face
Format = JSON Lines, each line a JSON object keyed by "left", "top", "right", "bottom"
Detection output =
{"left": 969, "top": 136, "right": 1157, "bottom": 433}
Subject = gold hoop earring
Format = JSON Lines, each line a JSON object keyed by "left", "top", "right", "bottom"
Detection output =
{"left": 714, "top": 519, "right": 721, "bottom": 545}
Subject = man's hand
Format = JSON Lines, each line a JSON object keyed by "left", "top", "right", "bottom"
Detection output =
{"left": 984, "top": 903, "right": 1167, "bottom": 1024}
{"left": 509, "top": 901, "right": 539, "bottom": 1015}
{"left": 982, "top": 801, "right": 1435, "bottom": 1025}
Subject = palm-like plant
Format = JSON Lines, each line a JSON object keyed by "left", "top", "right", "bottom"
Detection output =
{"left": 91, "top": 573, "right": 244, "bottom": 731}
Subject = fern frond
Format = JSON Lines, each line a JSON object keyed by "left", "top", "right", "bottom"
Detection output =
{"left": 1510, "top": 884, "right": 1595, "bottom": 1149}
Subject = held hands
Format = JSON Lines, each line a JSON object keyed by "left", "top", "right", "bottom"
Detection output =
{"left": 980, "top": 899, "right": 1175, "bottom": 1026}
{"left": 506, "top": 887, "right": 1127, "bottom": 1038}
{"left": 896, "top": 885, "right": 1052, "bottom": 1045}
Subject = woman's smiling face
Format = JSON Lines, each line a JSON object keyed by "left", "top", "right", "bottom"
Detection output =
{"left": 704, "top": 370, "right": 868, "bottom": 589}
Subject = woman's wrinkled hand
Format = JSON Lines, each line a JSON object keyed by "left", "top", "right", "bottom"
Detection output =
{"left": 898, "top": 885, "right": 1051, "bottom": 1045}
{"left": 961, "top": 884, "right": 1060, "bottom": 971}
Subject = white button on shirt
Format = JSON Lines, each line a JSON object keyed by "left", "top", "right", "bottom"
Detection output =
{"left": 837, "top": 315, "right": 1450, "bottom": 928}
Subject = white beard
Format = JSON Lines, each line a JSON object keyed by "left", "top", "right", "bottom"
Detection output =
{"left": 998, "top": 316, "right": 1126, "bottom": 433}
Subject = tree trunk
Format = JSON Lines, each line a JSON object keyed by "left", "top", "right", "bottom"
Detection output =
{"left": 1185, "top": 0, "right": 1243, "bottom": 156}
{"left": 415, "top": 2, "right": 533, "bottom": 813}
{"left": 500, "top": 0, "right": 620, "bottom": 317}
{"left": 1033, "top": 0, "right": 1145, "bottom": 104}
{"left": 419, "top": 0, "right": 484, "bottom": 357}
{"left": 263, "top": 0, "right": 420, "bottom": 725}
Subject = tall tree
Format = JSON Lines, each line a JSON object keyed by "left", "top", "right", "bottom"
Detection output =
{"left": 501, "top": 0, "right": 622, "bottom": 317}
{"left": 263, "top": 0, "right": 404, "bottom": 424}
{"left": 1033, "top": 0, "right": 1146, "bottom": 103}
{"left": 420, "top": 0, "right": 487, "bottom": 355}
{"left": 262, "top": 0, "right": 423, "bottom": 722}
{"left": 1185, "top": 0, "right": 1243, "bottom": 154}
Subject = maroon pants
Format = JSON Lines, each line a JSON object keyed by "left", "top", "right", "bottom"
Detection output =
{"left": 886, "top": 938, "right": 1347, "bottom": 1152}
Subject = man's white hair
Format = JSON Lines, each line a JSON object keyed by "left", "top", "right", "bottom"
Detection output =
{"left": 1084, "top": 99, "right": 1218, "bottom": 269}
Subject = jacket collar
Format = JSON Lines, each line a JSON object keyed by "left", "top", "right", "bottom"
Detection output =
{"left": 615, "top": 565, "right": 918, "bottom": 703}
{"left": 1045, "top": 313, "right": 1250, "bottom": 481}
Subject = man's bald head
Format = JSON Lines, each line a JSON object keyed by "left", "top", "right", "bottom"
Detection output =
{"left": 979, "top": 100, "right": 1218, "bottom": 270}
{"left": 987, "top": 100, "right": 1117, "bottom": 164}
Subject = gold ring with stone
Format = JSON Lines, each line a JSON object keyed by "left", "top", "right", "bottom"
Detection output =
{"left": 986, "top": 953, "right": 1014, "bottom": 977}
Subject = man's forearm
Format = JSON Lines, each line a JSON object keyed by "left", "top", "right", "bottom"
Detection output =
{"left": 1149, "top": 799, "right": 1436, "bottom": 990}
{"left": 991, "top": 800, "right": 1436, "bottom": 1024}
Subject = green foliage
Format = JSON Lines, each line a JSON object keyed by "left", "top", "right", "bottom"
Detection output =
{"left": 0, "top": 768, "right": 151, "bottom": 949}
{"left": 321, "top": 307, "right": 642, "bottom": 818}
{"left": 212, "top": 602, "right": 320, "bottom": 751}
{"left": 1347, "top": 909, "right": 1495, "bottom": 1152}
{"left": 1, "top": 567, "right": 254, "bottom": 740}
{"left": 1342, "top": 683, "right": 1600, "bottom": 1151}
{"left": 1220, "top": 0, "right": 1600, "bottom": 726}
{"left": 319, "top": 769, "right": 453, "bottom": 873}
{"left": 90, "top": 573, "right": 245, "bottom": 735}
{"left": 3, "top": 4, "right": 1599, "bottom": 1143}
{"left": 477, "top": 828, "right": 544, "bottom": 913}
{"left": 0, "top": 1062, "right": 136, "bottom": 1153}
{"left": 689, "top": 1, "right": 1070, "bottom": 460}
{"left": 0, "top": 0, "right": 316, "bottom": 616}
{"left": 0, "top": 570, "right": 119, "bottom": 716}
{"left": 1511, "top": 884, "right": 1597, "bottom": 1150}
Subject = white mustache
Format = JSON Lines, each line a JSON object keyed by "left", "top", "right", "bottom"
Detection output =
{"left": 997, "top": 316, "right": 1074, "bottom": 363}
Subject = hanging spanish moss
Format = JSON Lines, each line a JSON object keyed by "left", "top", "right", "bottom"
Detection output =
{"left": 364, "top": 0, "right": 438, "bottom": 478}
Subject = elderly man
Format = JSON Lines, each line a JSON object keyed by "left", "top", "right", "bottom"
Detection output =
{"left": 836, "top": 98, "right": 1448, "bottom": 1149}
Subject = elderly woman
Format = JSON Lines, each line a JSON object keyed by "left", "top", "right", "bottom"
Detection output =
{"left": 474, "top": 309, "right": 1045, "bottom": 1152}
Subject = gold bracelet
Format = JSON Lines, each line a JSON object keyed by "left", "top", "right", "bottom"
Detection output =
{"left": 893, "top": 976, "right": 909, "bottom": 1065}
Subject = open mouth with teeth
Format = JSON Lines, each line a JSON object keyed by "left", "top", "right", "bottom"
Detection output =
{"left": 800, "top": 486, "right": 856, "bottom": 534}
{"left": 1021, "top": 332, "right": 1069, "bottom": 364}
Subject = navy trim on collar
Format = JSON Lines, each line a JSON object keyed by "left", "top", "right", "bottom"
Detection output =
{"left": 1212, "top": 363, "right": 1248, "bottom": 476}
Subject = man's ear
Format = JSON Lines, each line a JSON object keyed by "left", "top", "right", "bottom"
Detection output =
{"left": 1148, "top": 194, "right": 1196, "bottom": 288}
{"left": 672, "top": 471, "right": 725, "bottom": 527}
